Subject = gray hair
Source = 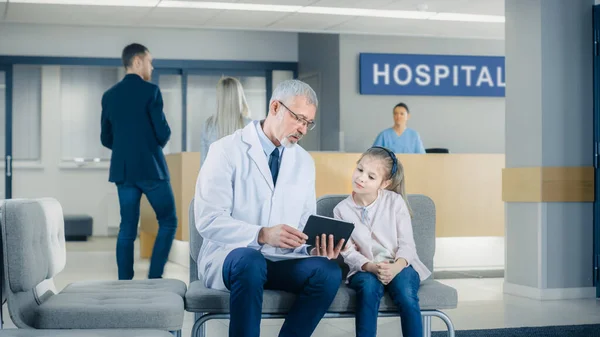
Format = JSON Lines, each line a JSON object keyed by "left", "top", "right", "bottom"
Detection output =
{"left": 270, "top": 79, "right": 318, "bottom": 108}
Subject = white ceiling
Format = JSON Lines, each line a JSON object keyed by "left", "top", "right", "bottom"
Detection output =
{"left": 0, "top": 0, "right": 505, "bottom": 40}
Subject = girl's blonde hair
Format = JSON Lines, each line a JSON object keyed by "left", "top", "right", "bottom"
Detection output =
{"left": 206, "top": 77, "right": 250, "bottom": 139}
{"left": 358, "top": 146, "right": 413, "bottom": 216}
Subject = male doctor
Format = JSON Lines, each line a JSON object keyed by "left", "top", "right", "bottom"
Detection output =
{"left": 195, "top": 79, "right": 344, "bottom": 337}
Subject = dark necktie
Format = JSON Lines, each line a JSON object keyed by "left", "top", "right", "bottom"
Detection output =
{"left": 269, "top": 148, "right": 280, "bottom": 186}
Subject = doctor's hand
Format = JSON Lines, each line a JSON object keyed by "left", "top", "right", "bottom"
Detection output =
{"left": 310, "top": 234, "right": 345, "bottom": 259}
{"left": 258, "top": 224, "right": 308, "bottom": 249}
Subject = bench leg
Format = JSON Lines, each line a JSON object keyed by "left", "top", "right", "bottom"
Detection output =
{"left": 190, "top": 313, "right": 289, "bottom": 337}
{"left": 192, "top": 313, "right": 207, "bottom": 337}
{"left": 422, "top": 315, "right": 432, "bottom": 337}
{"left": 191, "top": 313, "right": 232, "bottom": 337}
{"left": 188, "top": 311, "right": 455, "bottom": 337}
{"left": 421, "top": 310, "right": 455, "bottom": 337}
{"left": 170, "top": 330, "right": 181, "bottom": 337}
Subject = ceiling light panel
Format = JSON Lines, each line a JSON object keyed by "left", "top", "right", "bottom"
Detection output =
{"left": 10, "top": 0, "right": 159, "bottom": 6}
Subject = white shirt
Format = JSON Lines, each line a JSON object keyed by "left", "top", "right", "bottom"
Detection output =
{"left": 334, "top": 189, "right": 432, "bottom": 282}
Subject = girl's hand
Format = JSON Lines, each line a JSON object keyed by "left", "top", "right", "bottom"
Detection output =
{"left": 361, "top": 262, "right": 379, "bottom": 275}
{"left": 376, "top": 259, "right": 407, "bottom": 285}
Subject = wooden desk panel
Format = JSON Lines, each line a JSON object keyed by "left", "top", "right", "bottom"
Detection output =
{"left": 141, "top": 151, "right": 505, "bottom": 259}
{"left": 502, "top": 166, "right": 594, "bottom": 202}
{"left": 140, "top": 152, "right": 200, "bottom": 258}
{"left": 311, "top": 152, "right": 505, "bottom": 238}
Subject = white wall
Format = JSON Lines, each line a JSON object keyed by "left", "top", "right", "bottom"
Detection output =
{"left": 0, "top": 23, "right": 298, "bottom": 61}
{"left": 504, "top": 0, "right": 595, "bottom": 297}
{"left": 12, "top": 66, "right": 119, "bottom": 236}
{"left": 3, "top": 24, "right": 299, "bottom": 236}
{"left": 334, "top": 33, "right": 506, "bottom": 271}
{"left": 298, "top": 33, "right": 340, "bottom": 151}
{"left": 339, "top": 34, "right": 505, "bottom": 153}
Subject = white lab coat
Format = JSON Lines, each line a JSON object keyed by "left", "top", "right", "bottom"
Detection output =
{"left": 194, "top": 121, "right": 316, "bottom": 291}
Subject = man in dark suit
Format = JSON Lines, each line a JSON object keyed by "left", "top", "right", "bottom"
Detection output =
{"left": 101, "top": 43, "right": 177, "bottom": 280}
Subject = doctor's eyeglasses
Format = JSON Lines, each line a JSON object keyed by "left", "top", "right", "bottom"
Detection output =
{"left": 277, "top": 101, "right": 316, "bottom": 131}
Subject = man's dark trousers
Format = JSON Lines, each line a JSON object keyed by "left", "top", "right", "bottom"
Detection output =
{"left": 222, "top": 247, "right": 342, "bottom": 337}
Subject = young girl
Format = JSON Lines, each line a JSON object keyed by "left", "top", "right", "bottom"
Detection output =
{"left": 334, "top": 146, "right": 431, "bottom": 337}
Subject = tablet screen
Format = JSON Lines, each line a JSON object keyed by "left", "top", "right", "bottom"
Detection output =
{"left": 303, "top": 215, "right": 355, "bottom": 250}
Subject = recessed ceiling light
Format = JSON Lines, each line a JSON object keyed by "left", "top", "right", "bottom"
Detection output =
{"left": 9, "top": 0, "right": 506, "bottom": 23}
{"left": 297, "top": 6, "right": 434, "bottom": 20}
{"left": 161, "top": 1, "right": 504, "bottom": 23}
{"left": 9, "top": 0, "right": 158, "bottom": 6}
{"left": 430, "top": 12, "right": 505, "bottom": 23}
{"left": 159, "top": 1, "right": 301, "bottom": 12}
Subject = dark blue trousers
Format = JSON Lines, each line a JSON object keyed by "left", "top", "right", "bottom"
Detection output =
{"left": 115, "top": 180, "right": 177, "bottom": 280}
{"left": 348, "top": 266, "right": 422, "bottom": 337}
{"left": 223, "top": 248, "right": 342, "bottom": 337}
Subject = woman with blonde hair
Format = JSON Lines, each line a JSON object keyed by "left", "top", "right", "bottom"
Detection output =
{"left": 200, "top": 76, "right": 253, "bottom": 166}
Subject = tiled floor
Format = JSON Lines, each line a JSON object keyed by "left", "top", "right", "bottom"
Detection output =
{"left": 4, "top": 237, "right": 600, "bottom": 336}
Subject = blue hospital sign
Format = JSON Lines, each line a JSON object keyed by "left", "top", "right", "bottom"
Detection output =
{"left": 359, "top": 53, "right": 505, "bottom": 97}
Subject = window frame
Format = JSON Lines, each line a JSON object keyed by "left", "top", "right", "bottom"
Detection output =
{"left": 0, "top": 56, "right": 298, "bottom": 159}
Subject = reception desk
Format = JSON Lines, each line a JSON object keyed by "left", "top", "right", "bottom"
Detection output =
{"left": 140, "top": 152, "right": 200, "bottom": 259}
{"left": 312, "top": 152, "right": 504, "bottom": 237}
{"left": 140, "top": 152, "right": 505, "bottom": 258}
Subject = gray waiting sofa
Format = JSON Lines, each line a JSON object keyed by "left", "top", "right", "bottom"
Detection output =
{"left": 0, "top": 198, "right": 186, "bottom": 336}
{"left": 185, "top": 194, "right": 458, "bottom": 337}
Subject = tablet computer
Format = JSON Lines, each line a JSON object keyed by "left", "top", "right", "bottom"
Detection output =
{"left": 303, "top": 215, "right": 355, "bottom": 250}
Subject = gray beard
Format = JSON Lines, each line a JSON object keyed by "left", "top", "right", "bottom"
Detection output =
{"left": 280, "top": 136, "right": 299, "bottom": 148}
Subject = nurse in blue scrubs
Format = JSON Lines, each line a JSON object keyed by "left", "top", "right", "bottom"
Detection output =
{"left": 373, "top": 102, "right": 425, "bottom": 154}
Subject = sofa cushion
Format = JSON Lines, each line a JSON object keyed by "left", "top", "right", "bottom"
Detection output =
{"left": 61, "top": 279, "right": 187, "bottom": 298}
{"left": 35, "top": 292, "right": 184, "bottom": 330}
{"left": 185, "top": 279, "right": 457, "bottom": 313}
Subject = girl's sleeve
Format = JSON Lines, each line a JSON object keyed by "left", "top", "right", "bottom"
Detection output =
{"left": 394, "top": 198, "right": 418, "bottom": 265}
{"left": 334, "top": 206, "right": 370, "bottom": 272}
